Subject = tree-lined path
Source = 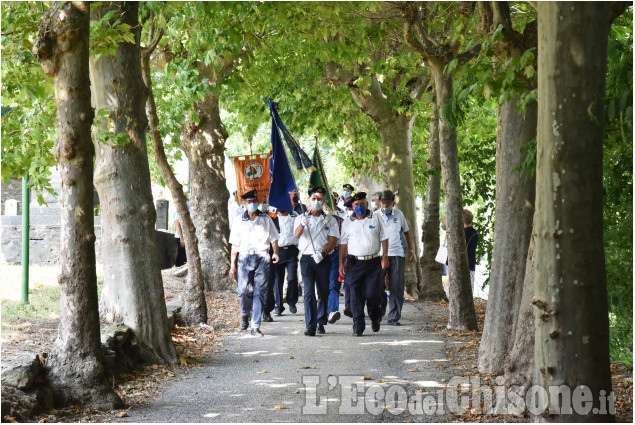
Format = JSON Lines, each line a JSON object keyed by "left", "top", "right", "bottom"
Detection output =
{"left": 117, "top": 301, "right": 454, "bottom": 423}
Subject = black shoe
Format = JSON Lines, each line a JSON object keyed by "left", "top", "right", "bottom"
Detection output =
{"left": 273, "top": 309, "right": 282, "bottom": 316}
{"left": 352, "top": 330, "right": 363, "bottom": 337}
{"left": 328, "top": 311, "right": 341, "bottom": 324}
{"left": 304, "top": 329, "right": 316, "bottom": 336}
{"left": 251, "top": 328, "right": 264, "bottom": 337}
{"left": 372, "top": 321, "right": 380, "bottom": 332}
{"left": 343, "top": 308, "right": 353, "bottom": 318}
{"left": 317, "top": 325, "right": 325, "bottom": 334}
{"left": 262, "top": 313, "right": 273, "bottom": 322}
{"left": 289, "top": 305, "right": 297, "bottom": 314}
{"left": 240, "top": 316, "right": 249, "bottom": 331}
{"left": 387, "top": 320, "right": 402, "bottom": 326}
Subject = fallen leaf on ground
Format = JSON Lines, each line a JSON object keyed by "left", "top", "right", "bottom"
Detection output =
{"left": 408, "top": 368, "right": 419, "bottom": 372}
{"left": 255, "top": 369, "right": 268, "bottom": 374}
{"left": 274, "top": 405, "right": 288, "bottom": 410}
{"left": 114, "top": 412, "right": 128, "bottom": 418}
{"left": 253, "top": 359, "right": 259, "bottom": 362}
{"left": 363, "top": 376, "right": 372, "bottom": 380}
{"left": 289, "top": 356, "right": 294, "bottom": 359}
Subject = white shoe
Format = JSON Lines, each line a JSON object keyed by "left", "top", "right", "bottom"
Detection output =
{"left": 328, "top": 311, "right": 341, "bottom": 324}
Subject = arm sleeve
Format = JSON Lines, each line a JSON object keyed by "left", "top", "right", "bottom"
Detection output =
{"left": 328, "top": 216, "right": 340, "bottom": 239}
{"left": 228, "top": 225, "right": 240, "bottom": 246}
{"left": 340, "top": 219, "right": 350, "bottom": 245}
{"left": 377, "top": 215, "right": 388, "bottom": 241}
{"left": 399, "top": 211, "right": 409, "bottom": 233}
{"left": 268, "top": 216, "right": 280, "bottom": 242}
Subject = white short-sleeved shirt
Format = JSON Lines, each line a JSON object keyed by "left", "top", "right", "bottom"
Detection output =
{"left": 340, "top": 210, "right": 388, "bottom": 257}
{"left": 294, "top": 212, "right": 340, "bottom": 255}
{"left": 228, "top": 203, "right": 244, "bottom": 230}
{"left": 277, "top": 213, "right": 299, "bottom": 247}
{"left": 378, "top": 208, "right": 409, "bottom": 257}
{"left": 229, "top": 210, "right": 279, "bottom": 253}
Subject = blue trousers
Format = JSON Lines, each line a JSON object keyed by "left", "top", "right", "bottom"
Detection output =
{"left": 345, "top": 256, "right": 382, "bottom": 333}
{"left": 273, "top": 246, "right": 299, "bottom": 311}
{"left": 300, "top": 254, "right": 331, "bottom": 330}
{"left": 327, "top": 249, "right": 340, "bottom": 314}
{"left": 237, "top": 253, "right": 270, "bottom": 328}
{"left": 263, "top": 249, "right": 276, "bottom": 315}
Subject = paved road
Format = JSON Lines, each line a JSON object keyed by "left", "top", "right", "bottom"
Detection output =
{"left": 120, "top": 299, "right": 453, "bottom": 422}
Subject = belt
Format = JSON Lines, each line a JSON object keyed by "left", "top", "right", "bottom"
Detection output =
{"left": 244, "top": 250, "right": 266, "bottom": 256}
{"left": 280, "top": 245, "right": 297, "bottom": 250}
{"left": 349, "top": 253, "right": 379, "bottom": 261}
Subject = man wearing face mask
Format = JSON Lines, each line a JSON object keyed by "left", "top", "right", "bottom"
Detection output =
{"left": 294, "top": 186, "right": 340, "bottom": 336}
{"left": 371, "top": 192, "right": 382, "bottom": 212}
{"left": 338, "top": 183, "right": 354, "bottom": 211}
{"left": 229, "top": 190, "right": 280, "bottom": 337}
{"left": 378, "top": 190, "right": 415, "bottom": 326}
{"left": 339, "top": 192, "right": 389, "bottom": 336}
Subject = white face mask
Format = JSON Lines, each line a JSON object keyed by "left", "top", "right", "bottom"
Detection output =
{"left": 259, "top": 203, "right": 268, "bottom": 212}
{"left": 311, "top": 200, "right": 323, "bottom": 210}
{"left": 247, "top": 202, "right": 258, "bottom": 213}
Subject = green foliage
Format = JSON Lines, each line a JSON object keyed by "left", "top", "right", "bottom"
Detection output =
{"left": 1, "top": 2, "right": 57, "bottom": 202}
{"left": 89, "top": 4, "right": 136, "bottom": 61}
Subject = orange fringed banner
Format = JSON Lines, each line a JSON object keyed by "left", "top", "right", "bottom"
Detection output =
{"left": 233, "top": 153, "right": 271, "bottom": 203}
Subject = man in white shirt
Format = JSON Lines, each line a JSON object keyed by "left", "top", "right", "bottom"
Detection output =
{"left": 337, "top": 183, "right": 354, "bottom": 211}
{"left": 339, "top": 192, "right": 389, "bottom": 336}
{"left": 294, "top": 186, "right": 339, "bottom": 336}
{"left": 229, "top": 190, "right": 280, "bottom": 337}
{"left": 273, "top": 208, "right": 300, "bottom": 315}
{"left": 378, "top": 190, "right": 415, "bottom": 326}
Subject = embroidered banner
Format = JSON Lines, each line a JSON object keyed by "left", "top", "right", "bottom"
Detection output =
{"left": 233, "top": 153, "right": 270, "bottom": 204}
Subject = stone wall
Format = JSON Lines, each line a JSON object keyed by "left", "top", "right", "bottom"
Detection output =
{"left": 0, "top": 222, "right": 176, "bottom": 269}
{"left": 1, "top": 178, "right": 23, "bottom": 215}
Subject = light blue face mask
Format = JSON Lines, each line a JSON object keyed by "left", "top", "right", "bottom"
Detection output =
{"left": 311, "top": 200, "right": 323, "bottom": 210}
{"left": 342, "top": 191, "right": 350, "bottom": 198}
{"left": 381, "top": 207, "right": 393, "bottom": 215}
{"left": 259, "top": 203, "right": 269, "bottom": 212}
{"left": 247, "top": 202, "right": 259, "bottom": 213}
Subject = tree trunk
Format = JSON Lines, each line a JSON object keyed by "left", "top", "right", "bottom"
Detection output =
{"left": 478, "top": 99, "right": 536, "bottom": 374}
{"left": 34, "top": 1, "right": 123, "bottom": 410}
{"left": 141, "top": 33, "right": 207, "bottom": 325}
{"left": 533, "top": 3, "right": 612, "bottom": 421}
{"left": 180, "top": 93, "right": 231, "bottom": 292}
{"left": 378, "top": 114, "right": 422, "bottom": 298}
{"left": 431, "top": 63, "right": 477, "bottom": 331}
{"left": 90, "top": 1, "right": 178, "bottom": 364}
{"left": 419, "top": 95, "right": 447, "bottom": 301}
{"left": 504, "top": 230, "right": 535, "bottom": 389}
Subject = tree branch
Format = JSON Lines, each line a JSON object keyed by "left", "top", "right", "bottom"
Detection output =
{"left": 456, "top": 42, "right": 481, "bottom": 66}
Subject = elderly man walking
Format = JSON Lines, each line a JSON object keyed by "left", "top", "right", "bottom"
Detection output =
{"left": 339, "top": 192, "right": 389, "bottom": 336}
{"left": 378, "top": 190, "right": 415, "bottom": 326}
{"left": 229, "top": 190, "right": 280, "bottom": 337}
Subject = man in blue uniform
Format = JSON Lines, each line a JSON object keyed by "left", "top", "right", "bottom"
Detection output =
{"left": 229, "top": 190, "right": 280, "bottom": 337}
{"left": 339, "top": 192, "right": 389, "bottom": 336}
{"left": 294, "top": 186, "right": 339, "bottom": 336}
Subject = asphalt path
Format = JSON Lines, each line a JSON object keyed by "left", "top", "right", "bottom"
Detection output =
{"left": 119, "top": 299, "right": 454, "bottom": 423}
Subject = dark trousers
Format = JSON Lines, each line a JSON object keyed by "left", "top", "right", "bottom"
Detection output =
{"left": 380, "top": 256, "right": 405, "bottom": 322}
{"left": 273, "top": 246, "right": 299, "bottom": 311}
{"left": 346, "top": 256, "right": 382, "bottom": 333}
{"left": 300, "top": 254, "right": 331, "bottom": 330}
{"left": 263, "top": 249, "right": 276, "bottom": 315}
{"left": 175, "top": 238, "right": 187, "bottom": 267}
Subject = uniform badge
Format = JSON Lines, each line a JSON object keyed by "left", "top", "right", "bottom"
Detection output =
{"left": 369, "top": 225, "right": 375, "bottom": 229}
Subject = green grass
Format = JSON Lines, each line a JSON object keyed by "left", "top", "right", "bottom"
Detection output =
{"left": 1, "top": 264, "right": 103, "bottom": 332}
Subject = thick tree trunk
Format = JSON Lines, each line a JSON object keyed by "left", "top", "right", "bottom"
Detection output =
{"left": 431, "top": 64, "right": 477, "bottom": 331}
{"left": 378, "top": 114, "right": 422, "bottom": 298}
{"left": 419, "top": 96, "right": 446, "bottom": 301}
{"left": 180, "top": 94, "right": 231, "bottom": 292}
{"left": 141, "top": 35, "right": 207, "bottom": 325}
{"left": 504, "top": 231, "right": 535, "bottom": 389}
{"left": 533, "top": 3, "right": 612, "bottom": 421}
{"left": 90, "top": 1, "right": 178, "bottom": 364}
{"left": 478, "top": 99, "right": 536, "bottom": 374}
{"left": 34, "top": 1, "right": 123, "bottom": 410}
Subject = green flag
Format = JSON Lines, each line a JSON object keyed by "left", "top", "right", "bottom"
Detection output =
{"left": 308, "top": 143, "right": 335, "bottom": 211}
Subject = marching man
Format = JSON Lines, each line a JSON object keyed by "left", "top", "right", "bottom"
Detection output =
{"left": 229, "top": 190, "right": 280, "bottom": 337}
{"left": 339, "top": 192, "right": 389, "bottom": 336}
{"left": 294, "top": 186, "right": 339, "bottom": 336}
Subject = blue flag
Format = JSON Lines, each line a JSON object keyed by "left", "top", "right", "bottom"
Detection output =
{"left": 268, "top": 110, "right": 296, "bottom": 213}
{"left": 268, "top": 99, "right": 316, "bottom": 174}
